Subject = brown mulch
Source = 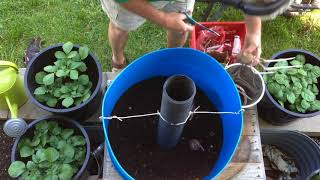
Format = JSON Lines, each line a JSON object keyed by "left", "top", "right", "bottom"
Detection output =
{"left": 0, "top": 121, "right": 15, "bottom": 179}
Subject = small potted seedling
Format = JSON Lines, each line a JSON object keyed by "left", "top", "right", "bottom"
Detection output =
{"left": 8, "top": 116, "right": 90, "bottom": 180}
{"left": 25, "top": 42, "right": 102, "bottom": 120}
{"left": 258, "top": 49, "right": 320, "bottom": 124}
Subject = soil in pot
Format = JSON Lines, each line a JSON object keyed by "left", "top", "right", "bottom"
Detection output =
{"left": 263, "top": 145, "right": 299, "bottom": 179}
{"left": 0, "top": 121, "right": 14, "bottom": 180}
{"left": 108, "top": 77, "right": 223, "bottom": 180}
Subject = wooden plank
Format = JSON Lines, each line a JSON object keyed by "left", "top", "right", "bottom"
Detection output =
{"left": 0, "top": 109, "right": 9, "bottom": 120}
{"left": 242, "top": 108, "right": 260, "bottom": 136}
{"left": 259, "top": 116, "right": 320, "bottom": 136}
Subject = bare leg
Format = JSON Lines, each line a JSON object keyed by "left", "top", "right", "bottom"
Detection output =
{"left": 108, "top": 21, "right": 129, "bottom": 66}
{"left": 167, "top": 30, "right": 189, "bottom": 48}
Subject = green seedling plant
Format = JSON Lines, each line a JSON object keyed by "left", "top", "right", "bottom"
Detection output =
{"left": 8, "top": 120, "right": 86, "bottom": 180}
{"left": 34, "top": 42, "right": 92, "bottom": 108}
{"left": 264, "top": 54, "right": 320, "bottom": 113}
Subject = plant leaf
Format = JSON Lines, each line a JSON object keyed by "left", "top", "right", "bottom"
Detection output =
{"left": 274, "top": 74, "right": 288, "bottom": 85}
{"left": 301, "top": 89, "right": 316, "bottom": 102}
{"left": 62, "top": 97, "right": 74, "bottom": 108}
{"left": 20, "top": 146, "right": 34, "bottom": 157}
{"left": 298, "top": 69, "right": 307, "bottom": 76}
{"left": 26, "top": 161, "right": 36, "bottom": 170}
{"left": 62, "top": 129, "right": 74, "bottom": 139}
{"left": 35, "top": 148, "right": 46, "bottom": 162}
{"left": 30, "top": 137, "right": 40, "bottom": 147}
{"left": 44, "top": 174, "right": 59, "bottom": 180}
{"left": 295, "top": 54, "right": 306, "bottom": 64}
{"left": 77, "top": 62, "right": 87, "bottom": 72}
{"left": 71, "top": 135, "right": 86, "bottom": 146}
{"left": 44, "top": 65, "right": 57, "bottom": 73}
{"left": 70, "top": 62, "right": 82, "bottom": 69}
{"left": 82, "top": 93, "right": 91, "bottom": 102}
{"left": 62, "top": 144, "right": 75, "bottom": 160}
{"left": 52, "top": 126, "right": 62, "bottom": 136}
{"left": 35, "top": 71, "right": 47, "bottom": 84}
{"left": 286, "top": 92, "right": 296, "bottom": 104}
{"left": 287, "top": 68, "right": 298, "bottom": 75}
{"left": 56, "top": 69, "right": 67, "bottom": 77}
{"left": 41, "top": 134, "right": 48, "bottom": 147}
{"left": 78, "top": 75, "right": 89, "bottom": 85}
{"left": 8, "top": 161, "right": 26, "bottom": 178}
{"left": 70, "top": 70, "right": 79, "bottom": 80}
{"left": 34, "top": 87, "right": 46, "bottom": 95}
{"left": 63, "top": 42, "right": 73, "bottom": 54}
{"left": 79, "top": 45, "right": 89, "bottom": 60}
{"left": 44, "top": 147, "right": 59, "bottom": 162}
{"left": 43, "top": 73, "right": 55, "bottom": 86}
{"left": 67, "top": 51, "right": 78, "bottom": 59}
{"left": 35, "top": 121, "right": 48, "bottom": 131}
{"left": 290, "top": 60, "right": 302, "bottom": 66}
{"left": 47, "top": 97, "right": 58, "bottom": 107}
{"left": 301, "top": 99, "right": 311, "bottom": 110}
{"left": 58, "top": 164, "right": 74, "bottom": 180}
{"left": 57, "top": 140, "right": 67, "bottom": 150}
{"left": 55, "top": 51, "right": 67, "bottom": 59}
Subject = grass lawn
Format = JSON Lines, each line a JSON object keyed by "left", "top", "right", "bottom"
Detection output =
{"left": 0, "top": 0, "right": 319, "bottom": 71}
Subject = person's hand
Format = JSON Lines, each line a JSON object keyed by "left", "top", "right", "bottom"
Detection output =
{"left": 162, "top": 12, "right": 194, "bottom": 32}
{"left": 240, "top": 32, "right": 262, "bottom": 66}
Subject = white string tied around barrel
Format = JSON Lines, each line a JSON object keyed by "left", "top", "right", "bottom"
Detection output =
{"left": 99, "top": 106, "right": 245, "bottom": 126}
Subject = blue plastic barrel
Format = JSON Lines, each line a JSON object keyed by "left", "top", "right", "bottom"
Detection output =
{"left": 102, "top": 48, "right": 243, "bottom": 179}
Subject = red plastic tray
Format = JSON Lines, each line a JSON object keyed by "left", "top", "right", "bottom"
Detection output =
{"left": 190, "top": 21, "right": 247, "bottom": 51}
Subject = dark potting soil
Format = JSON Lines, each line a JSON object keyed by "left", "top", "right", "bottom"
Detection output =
{"left": 0, "top": 121, "right": 15, "bottom": 180}
{"left": 108, "top": 77, "right": 223, "bottom": 180}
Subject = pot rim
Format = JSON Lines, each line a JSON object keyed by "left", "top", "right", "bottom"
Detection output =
{"left": 24, "top": 43, "right": 103, "bottom": 113}
{"left": 264, "top": 49, "right": 320, "bottom": 117}
{"left": 10, "top": 115, "right": 91, "bottom": 180}
{"left": 225, "top": 63, "right": 266, "bottom": 109}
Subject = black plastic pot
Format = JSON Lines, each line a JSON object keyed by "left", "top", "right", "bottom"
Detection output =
{"left": 11, "top": 115, "right": 91, "bottom": 180}
{"left": 261, "top": 130, "right": 320, "bottom": 180}
{"left": 258, "top": 49, "right": 320, "bottom": 125}
{"left": 25, "top": 44, "right": 103, "bottom": 120}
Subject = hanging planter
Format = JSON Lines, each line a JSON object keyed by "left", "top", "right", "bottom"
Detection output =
{"left": 24, "top": 42, "right": 103, "bottom": 120}
{"left": 226, "top": 63, "right": 265, "bottom": 109}
{"left": 258, "top": 49, "right": 320, "bottom": 124}
{"left": 102, "top": 48, "right": 243, "bottom": 179}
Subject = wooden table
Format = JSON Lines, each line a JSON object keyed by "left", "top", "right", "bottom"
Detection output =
{"left": 1, "top": 70, "right": 266, "bottom": 179}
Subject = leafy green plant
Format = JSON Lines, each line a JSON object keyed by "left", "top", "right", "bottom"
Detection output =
{"left": 264, "top": 54, "right": 320, "bottom": 113}
{"left": 34, "top": 42, "right": 92, "bottom": 108}
{"left": 8, "top": 120, "right": 86, "bottom": 180}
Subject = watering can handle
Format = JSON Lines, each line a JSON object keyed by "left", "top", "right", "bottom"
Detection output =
{"left": 0, "top": 61, "right": 19, "bottom": 72}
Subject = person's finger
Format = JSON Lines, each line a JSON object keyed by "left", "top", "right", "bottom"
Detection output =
{"left": 184, "top": 23, "right": 194, "bottom": 32}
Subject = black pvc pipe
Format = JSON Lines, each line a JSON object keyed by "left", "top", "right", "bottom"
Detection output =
{"left": 157, "top": 75, "right": 196, "bottom": 149}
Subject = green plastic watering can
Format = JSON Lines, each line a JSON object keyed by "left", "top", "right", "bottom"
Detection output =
{"left": 0, "top": 61, "right": 28, "bottom": 137}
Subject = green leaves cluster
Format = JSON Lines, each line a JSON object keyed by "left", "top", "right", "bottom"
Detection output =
{"left": 34, "top": 42, "right": 92, "bottom": 108}
{"left": 265, "top": 54, "right": 320, "bottom": 113}
{"left": 8, "top": 121, "right": 86, "bottom": 180}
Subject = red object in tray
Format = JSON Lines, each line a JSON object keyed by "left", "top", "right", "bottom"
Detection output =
{"left": 190, "top": 22, "right": 246, "bottom": 64}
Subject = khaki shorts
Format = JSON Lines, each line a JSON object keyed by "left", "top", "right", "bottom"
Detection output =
{"left": 101, "top": 0, "right": 195, "bottom": 31}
